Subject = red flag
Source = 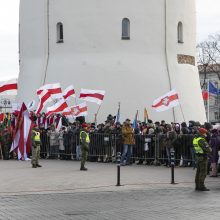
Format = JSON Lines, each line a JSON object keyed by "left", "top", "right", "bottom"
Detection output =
{"left": 152, "top": 89, "right": 179, "bottom": 112}
{"left": 79, "top": 89, "right": 105, "bottom": 105}
{"left": 0, "top": 78, "right": 18, "bottom": 95}
{"left": 63, "top": 85, "right": 75, "bottom": 100}
{"left": 202, "top": 91, "right": 209, "bottom": 101}
{"left": 10, "top": 103, "right": 33, "bottom": 160}
{"left": 46, "top": 98, "right": 68, "bottom": 117}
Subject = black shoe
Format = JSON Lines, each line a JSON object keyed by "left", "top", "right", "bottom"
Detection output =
{"left": 36, "top": 164, "right": 42, "bottom": 167}
{"left": 198, "top": 187, "right": 210, "bottom": 191}
{"left": 32, "top": 165, "right": 37, "bottom": 168}
{"left": 80, "top": 167, "right": 88, "bottom": 171}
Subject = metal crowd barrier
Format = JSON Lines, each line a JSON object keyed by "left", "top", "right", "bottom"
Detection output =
{"left": 39, "top": 132, "right": 196, "bottom": 166}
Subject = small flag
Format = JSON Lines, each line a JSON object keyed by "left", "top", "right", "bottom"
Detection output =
{"left": 144, "top": 108, "right": 149, "bottom": 123}
{"left": 63, "top": 85, "right": 75, "bottom": 100}
{"left": 208, "top": 81, "right": 220, "bottom": 95}
{"left": 46, "top": 98, "right": 68, "bottom": 117}
{"left": 152, "top": 89, "right": 179, "bottom": 112}
{"left": 0, "top": 78, "right": 18, "bottom": 95}
{"left": 202, "top": 91, "right": 209, "bottom": 101}
{"left": 63, "top": 102, "right": 88, "bottom": 117}
{"left": 132, "top": 110, "right": 139, "bottom": 129}
{"left": 79, "top": 89, "right": 105, "bottom": 105}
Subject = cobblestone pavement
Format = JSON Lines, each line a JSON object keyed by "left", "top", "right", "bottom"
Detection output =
{"left": 0, "top": 160, "right": 220, "bottom": 219}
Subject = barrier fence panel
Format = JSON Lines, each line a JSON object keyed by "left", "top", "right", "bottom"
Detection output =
{"left": 38, "top": 132, "right": 196, "bottom": 166}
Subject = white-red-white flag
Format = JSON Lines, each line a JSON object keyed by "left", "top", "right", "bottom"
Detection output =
{"left": 35, "top": 90, "right": 52, "bottom": 114}
{"left": 46, "top": 98, "right": 68, "bottom": 117}
{"left": 63, "top": 85, "right": 75, "bottom": 100}
{"left": 37, "top": 83, "right": 62, "bottom": 97}
{"left": 63, "top": 102, "right": 88, "bottom": 117}
{"left": 152, "top": 89, "right": 180, "bottom": 112}
{"left": 79, "top": 89, "right": 105, "bottom": 105}
{"left": 0, "top": 78, "right": 18, "bottom": 95}
{"left": 10, "top": 103, "right": 33, "bottom": 160}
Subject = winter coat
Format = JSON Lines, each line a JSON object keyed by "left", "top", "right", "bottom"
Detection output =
{"left": 209, "top": 134, "right": 220, "bottom": 163}
{"left": 122, "top": 124, "right": 135, "bottom": 145}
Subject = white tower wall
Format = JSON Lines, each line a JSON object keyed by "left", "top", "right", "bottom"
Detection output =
{"left": 17, "top": 0, "right": 206, "bottom": 123}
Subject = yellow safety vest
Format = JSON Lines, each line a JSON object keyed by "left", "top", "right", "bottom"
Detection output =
{"left": 33, "top": 130, "right": 41, "bottom": 142}
{"left": 193, "top": 137, "right": 204, "bottom": 154}
{"left": 80, "top": 131, "right": 90, "bottom": 144}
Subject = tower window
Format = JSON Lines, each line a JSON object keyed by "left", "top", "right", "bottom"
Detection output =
{"left": 122, "top": 18, "right": 130, "bottom": 40}
{"left": 177, "top": 22, "right": 183, "bottom": 43}
{"left": 57, "top": 22, "right": 64, "bottom": 43}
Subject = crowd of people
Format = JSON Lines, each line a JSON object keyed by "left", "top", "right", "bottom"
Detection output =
{"left": 0, "top": 112, "right": 220, "bottom": 176}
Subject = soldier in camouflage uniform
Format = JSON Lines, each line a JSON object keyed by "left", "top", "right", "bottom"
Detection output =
{"left": 193, "top": 128, "right": 212, "bottom": 191}
{"left": 0, "top": 128, "right": 12, "bottom": 160}
{"left": 31, "top": 126, "right": 42, "bottom": 168}
{"left": 80, "top": 123, "right": 90, "bottom": 171}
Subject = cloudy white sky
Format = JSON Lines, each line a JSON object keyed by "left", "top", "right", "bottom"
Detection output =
{"left": 0, "top": 0, "right": 220, "bottom": 81}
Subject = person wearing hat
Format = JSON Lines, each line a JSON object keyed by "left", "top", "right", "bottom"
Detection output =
{"left": 31, "top": 125, "right": 42, "bottom": 168}
{"left": 193, "top": 127, "right": 212, "bottom": 191}
{"left": 120, "top": 118, "right": 135, "bottom": 165}
{"left": 80, "top": 123, "right": 90, "bottom": 171}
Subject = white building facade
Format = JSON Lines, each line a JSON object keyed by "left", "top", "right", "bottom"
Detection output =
{"left": 17, "top": 0, "right": 206, "bottom": 123}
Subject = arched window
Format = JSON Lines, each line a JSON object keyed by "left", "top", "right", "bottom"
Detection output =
{"left": 122, "top": 18, "right": 130, "bottom": 40}
{"left": 57, "top": 22, "right": 64, "bottom": 43}
{"left": 177, "top": 22, "right": 183, "bottom": 43}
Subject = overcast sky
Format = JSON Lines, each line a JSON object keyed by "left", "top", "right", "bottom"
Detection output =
{"left": 0, "top": 0, "right": 220, "bottom": 81}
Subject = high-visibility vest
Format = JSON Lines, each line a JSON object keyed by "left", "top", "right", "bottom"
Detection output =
{"left": 33, "top": 130, "right": 41, "bottom": 142}
{"left": 80, "top": 131, "right": 90, "bottom": 144}
{"left": 193, "top": 137, "right": 204, "bottom": 154}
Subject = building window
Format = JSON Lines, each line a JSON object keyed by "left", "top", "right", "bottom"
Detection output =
{"left": 214, "top": 112, "right": 219, "bottom": 120}
{"left": 57, "top": 22, "right": 64, "bottom": 43}
{"left": 122, "top": 18, "right": 130, "bottom": 40}
{"left": 177, "top": 22, "right": 183, "bottom": 43}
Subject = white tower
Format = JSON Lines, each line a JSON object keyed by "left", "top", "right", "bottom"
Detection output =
{"left": 18, "top": 0, "right": 206, "bottom": 123}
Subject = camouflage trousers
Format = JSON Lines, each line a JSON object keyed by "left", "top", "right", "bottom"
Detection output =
{"left": 195, "top": 156, "right": 208, "bottom": 189}
{"left": 80, "top": 145, "right": 89, "bottom": 168}
{"left": 31, "top": 145, "right": 40, "bottom": 166}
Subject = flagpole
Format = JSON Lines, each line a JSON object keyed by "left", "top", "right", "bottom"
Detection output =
{"left": 178, "top": 101, "right": 186, "bottom": 123}
{"left": 94, "top": 104, "right": 101, "bottom": 125}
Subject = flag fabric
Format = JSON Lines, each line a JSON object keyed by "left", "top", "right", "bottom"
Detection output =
{"left": 202, "top": 91, "right": 209, "bottom": 101}
{"left": 46, "top": 98, "right": 68, "bottom": 117}
{"left": 37, "top": 83, "right": 62, "bottom": 97}
{"left": 208, "top": 82, "right": 220, "bottom": 95}
{"left": 0, "top": 78, "right": 18, "bottom": 95}
{"left": 63, "top": 102, "right": 88, "bottom": 117}
{"left": 144, "top": 108, "right": 149, "bottom": 123}
{"left": 115, "top": 103, "right": 120, "bottom": 123}
{"left": 132, "top": 110, "right": 139, "bottom": 129}
{"left": 63, "top": 85, "right": 75, "bottom": 100}
{"left": 35, "top": 90, "right": 52, "bottom": 114}
{"left": 56, "top": 117, "right": 62, "bottom": 132}
{"left": 79, "top": 89, "right": 105, "bottom": 105}
{"left": 10, "top": 103, "right": 33, "bottom": 160}
{"left": 152, "top": 89, "right": 180, "bottom": 112}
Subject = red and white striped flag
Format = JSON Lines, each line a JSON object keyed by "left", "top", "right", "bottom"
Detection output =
{"left": 63, "top": 102, "right": 88, "bottom": 117}
{"left": 0, "top": 78, "right": 18, "bottom": 95}
{"left": 37, "top": 83, "right": 62, "bottom": 97}
{"left": 35, "top": 90, "right": 52, "bottom": 114}
{"left": 79, "top": 89, "right": 105, "bottom": 105}
{"left": 152, "top": 89, "right": 180, "bottom": 112}
{"left": 63, "top": 85, "right": 75, "bottom": 100}
{"left": 10, "top": 103, "right": 33, "bottom": 160}
{"left": 46, "top": 98, "right": 68, "bottom": 117}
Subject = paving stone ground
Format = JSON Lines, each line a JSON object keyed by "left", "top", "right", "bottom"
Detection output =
{"left": 0, "top": 160, "right": 220, "bottom": 219}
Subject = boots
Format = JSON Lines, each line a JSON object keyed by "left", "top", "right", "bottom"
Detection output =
{"left": 36, "top": 164, "right": 42, "bottom": 167}
{"left": 80, "top": 167, "right": 88, "bottom": 171}
{"left": 32, "top": 164, "right": 37, "bottom": 168}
